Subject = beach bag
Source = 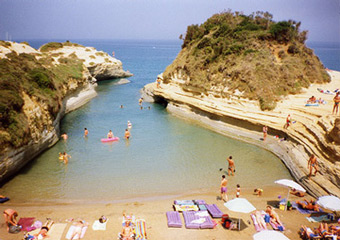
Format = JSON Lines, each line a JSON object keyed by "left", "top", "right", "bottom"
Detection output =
{"left": 9, "top": 224, "right": 22, "bottom": 234}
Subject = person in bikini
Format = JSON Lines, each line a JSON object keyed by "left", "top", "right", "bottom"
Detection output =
{"left": 263, "top": 126, "right": 268, "bottom": 141}
{"left": 124, "top": 129, "right": 130, "bottom": 140}
{"left": 332, "top": 92, "right": 340, "bottom": 115}
{"left": 220, "top": 175, "right": 228, "bottom": 202}
{"left": 107, "top": 130, "right": 114, "bottom": 139}
{"left": 227, "top": 156, "right": 235, "bottom": 176}
{"left": 296, "top": 199, "right": 320, "bottom": 212}
{"left": 307, "top": 154, "right": 318, "bottom": 179}
{"left": 119, "top": 218, "right": 135, "bottom": 240}
{"left": 265, "top": 206, "right": 283, "bottom": 227}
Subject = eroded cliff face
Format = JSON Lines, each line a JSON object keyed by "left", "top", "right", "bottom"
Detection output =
{"left": 0, "top": 41, "right": 131, "bottom": 184}
{"left": 142, "top": 71, "right": 340, "bottom": 198}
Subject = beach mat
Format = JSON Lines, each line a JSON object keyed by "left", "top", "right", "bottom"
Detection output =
{"left": 65, "top": 225, "right": 88, "bottom": 240}
{"left": 18, "top": 217, "right": 35, "bottom": 231}
{"left": 48, "top": 223, "right": 67, "bottom": 240}
{"left": 296, "top": 203, "right": 324, "bottom": 214}
{"left": 306, "top": 214, "right": 332, "bottom": 223}
{"left": 92, "top": 219, "right": 108, "bottom": 231}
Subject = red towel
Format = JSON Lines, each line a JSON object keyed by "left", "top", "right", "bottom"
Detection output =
{"left": 18, "top": 217, "right": 35, "bottom": 231}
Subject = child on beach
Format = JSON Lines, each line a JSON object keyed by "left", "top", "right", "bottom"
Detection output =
{"left": 254, "top": 188, "right": 263, "bottom": 196}
{"left": 236, "top": 184, "right": 240, "bottom": 198}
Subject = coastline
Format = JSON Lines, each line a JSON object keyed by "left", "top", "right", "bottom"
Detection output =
{"left": 142, "top": 70, "right": 340, "bottom": 199}
{"left": 0, "top": 185, "right": 322, "bottom": 240}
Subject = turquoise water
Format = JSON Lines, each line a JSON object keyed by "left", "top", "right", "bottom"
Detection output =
{"left": 2, "top": 40, "right": 295, "bottom": 203}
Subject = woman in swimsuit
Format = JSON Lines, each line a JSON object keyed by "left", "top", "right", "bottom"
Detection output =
{"left": 107, "top": 130, "right": 114, "bottom": 139}
{"left": 332, "top": 92, "right": 340, "bottom": 115}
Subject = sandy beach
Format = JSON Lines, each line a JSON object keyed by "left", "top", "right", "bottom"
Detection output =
{"left": 0, "top": 185, "right": 331, "bottom": 240}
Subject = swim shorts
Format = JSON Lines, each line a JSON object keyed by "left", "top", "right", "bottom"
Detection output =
{"left": 221, "top": 187, "right": 227, "bottom": 193}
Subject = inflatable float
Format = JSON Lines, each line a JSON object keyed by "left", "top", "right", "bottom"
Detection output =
{"left": 101, "top": 137, "right": 119, "bottom": 143}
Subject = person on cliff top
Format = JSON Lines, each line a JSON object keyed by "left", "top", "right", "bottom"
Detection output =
{"left": 227, "top": 156, "right": 235, "bottom": 176}
{"left": 107, "top": 130, "right": 114, "bottom": 139}
{"left": 308, "top": 154, "right": 318, "bottom": 179}
{"left": 63, "top": 152, "right": 71, "bottom": 164}
{"left": 84, "top": 128, "right": 89, "bottom": 137}
{"left": 156, "top": 78, "right": 161, "bottom": 88}
{"left": 220, "top": 175, "right": 228, "bottom": 202}
{"left": 284, "top": 114, "right": 291, "bottom": 129}
{"left": 332, "top": 92, "right": 340, "bottom": 115}
{"left": 263, "top": 125, "right": 268, "bottom": 141}
{"left": 61, "top": 132, "right": 68, "bottom": 140}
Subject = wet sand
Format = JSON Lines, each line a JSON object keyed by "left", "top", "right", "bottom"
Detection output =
{"left": 0, "top": 185, "right": 328, "bottom": 240}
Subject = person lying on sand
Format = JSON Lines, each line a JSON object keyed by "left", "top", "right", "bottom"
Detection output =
{"left": 290, "top": 188, "right": 305, "bottom": 197}
{"left": 296, "top": 199, "right": 320, "bottom": 212}
{"left": 119, "top": 218, "right": 135, "bottom": 240}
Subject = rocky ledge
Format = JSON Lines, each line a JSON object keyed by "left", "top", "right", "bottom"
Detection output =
{"left": 0, "top": 41, "right": 132, "bottom": 184}
{"left": 142, "top": 70, "right": 340, "bottom": 198}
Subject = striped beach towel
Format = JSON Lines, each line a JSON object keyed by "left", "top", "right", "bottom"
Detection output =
{"left": 135, "top": 219, "right": 147, "bottom": 240}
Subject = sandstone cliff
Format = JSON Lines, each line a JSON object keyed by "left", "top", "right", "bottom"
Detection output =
{"left": 0, "top": 41, "right": 131, "bottom": 184}
{"left": 143, "top": 70, "right": 340, "bottom": 198}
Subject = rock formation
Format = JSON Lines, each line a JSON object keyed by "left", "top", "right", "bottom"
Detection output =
{"left": 0, "top": 41, "right": 132, "bottom": 184}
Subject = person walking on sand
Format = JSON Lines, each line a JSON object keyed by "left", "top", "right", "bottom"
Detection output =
{"left": 220, "top": 175, "right": 228, "bottom": 202}
{"left": 84, "top": 128, "right": 88, "bottom": 137}
{"left": 332, "top": 92, "right": 340, "bottom": 115}
{"left": 263, "top": 126, "right": 268, "bottom": 141}
{"left": 63, "top": 152, "right": 71, "bottom": 164}
{"left": 227, "top": 156, "right": 235, "bottom": 176}
{"left": 307, "top": 154, "right": 318, "bottom": 179}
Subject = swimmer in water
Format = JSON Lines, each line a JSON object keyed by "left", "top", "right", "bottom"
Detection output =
{"left": 63, "top": 152, "right": 71, "bottom": 164}
{"left": 61, "top": 132, "right": 68, "bottom": 140}
{"left": 107, "top": 130, "right": 114, "bottom": 139}
{"left": 127, "top": 121, "right": 132, "bottom": 129}
{"left": 84, "top": 128, "right": 88, "bottom": 137}
{"left": 124, "top": 129, "right": 130, "bottom": 140}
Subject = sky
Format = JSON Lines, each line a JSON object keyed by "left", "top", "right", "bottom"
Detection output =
{"left": 0, "top": 0, "right": 339, "bottom": 42}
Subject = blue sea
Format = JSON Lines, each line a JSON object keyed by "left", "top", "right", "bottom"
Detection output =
{"left": 1, "top": 39, "right": 337, "bottom": 203}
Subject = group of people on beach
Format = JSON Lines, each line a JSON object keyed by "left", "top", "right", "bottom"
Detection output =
{"left": 219, "top": 156, "right": 237, "bottom": 202}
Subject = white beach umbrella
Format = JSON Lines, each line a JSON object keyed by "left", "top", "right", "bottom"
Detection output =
{"left": 275, "top": 179, "right": 306, "bottom": 211}
{"left": 253, "top": 230, "right": 290, "bottom": 240}
{"left": 317, "top": 195, "right": 340, "bottom": 212}
{"left": 224, "top": 198, "right": 256, "bottom": 230}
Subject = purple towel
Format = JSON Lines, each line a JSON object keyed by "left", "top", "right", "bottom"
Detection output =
{"left": 206, "top": 204, "right": 223, "bottom": 218}
{"left": 166, "top": 211, "right": 182, "bottom": 228}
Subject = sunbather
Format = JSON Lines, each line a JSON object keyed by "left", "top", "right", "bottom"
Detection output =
{"left": 265, "top": 206, "right": 283, "bottom": 227}
{"left": 300, "top": 225, "right": 321, "bottom": 239}
{"left": 290, "top": 188, "right": 305, "bottom": 197}
{"left": 119, "top": 218, "right": 135, "bottom": 240}
{"left": 255, "top": 211, "right": 267, "bottom": 230}
{"left": 69, "top": 220, "right": 87, "bottom": 240}
{"left": 296, "top": 199, "right": 320, "bottom": 212}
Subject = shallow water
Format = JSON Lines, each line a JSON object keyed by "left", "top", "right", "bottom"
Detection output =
{"left": 1, "top": 40, "right": 293, "bottom": 203}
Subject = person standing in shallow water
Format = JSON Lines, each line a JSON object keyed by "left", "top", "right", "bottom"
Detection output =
{"left": 220, "top": 175, "right": 228, "bottom": 202}
{"left": 84, "top": 128, "right": 88, "bottom": 137}
{"left": 307, "top": 154, "right": 318, "bottom": 179}
{"left": 227, "top": 156, "right": 235, "bottom": 176}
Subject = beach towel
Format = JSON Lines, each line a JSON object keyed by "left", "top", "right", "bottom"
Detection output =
{"left": 92, "top": 219, "right": 108, "bottom": 230}
{"left": 194, "top": 200, "right": 206, "bottom": 205}
{"left": 135, "top": 219, "right": 147, "bottom": 240}
{"left": 47, "top": 223, "right": 67, "bottom": 240}
{"left": 65, "top": 225, "right": 88, "bottom": 240}
{"left": 183, "top": 211, "right": 214, "bottom": 229}
{"left": 250, "top": 214, "right": 267, "bottom": 232}
{"left": 306, "top": 214, "right": 333, "bottom": 223}
{"left": 166, "top": 211, "right": 182, "bottom": 228}
{"left": 18, "top": 217, "right": 35, "bottom": 231}
{"left": 174, "top": 200, "right": 195, "bottom": 205}
{"left": 0, "top": 196, "right": 10, "bottom": 203}
{"left": 174, "top": 204, "right": 199, "bottom": 212}
{"left": 270, "top": 221, "right": 285, "bottom": 231}
{"left": 296, "top": 202, "right": 324, "bottom": 214}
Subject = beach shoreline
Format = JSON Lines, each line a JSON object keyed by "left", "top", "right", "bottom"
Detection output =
{"left": 0, "top": 185, "right": 324, "bottom": 240}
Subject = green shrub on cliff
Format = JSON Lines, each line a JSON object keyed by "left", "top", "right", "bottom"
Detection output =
{"left": 164, "top": 10, "right": 330, "bottom": 110}
{"left": 0, "top": 49, "right": 84, "bottom": 151}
